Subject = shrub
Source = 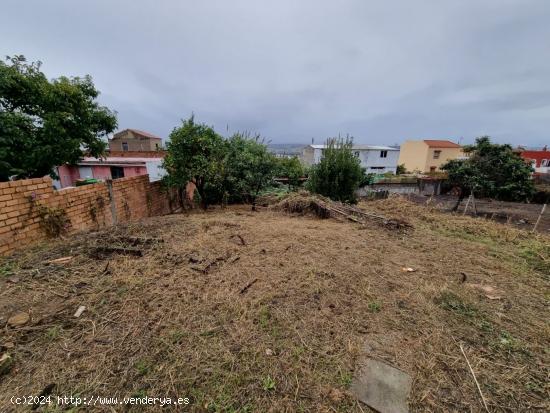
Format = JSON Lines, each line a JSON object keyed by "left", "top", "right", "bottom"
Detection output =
{"left": 306, "top": 137, "right": 364, "bottom": 203}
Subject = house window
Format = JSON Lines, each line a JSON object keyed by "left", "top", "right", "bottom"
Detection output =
{"left": 430, "top": 166, "right": 437, "bottom": 173}
{"left": 542, "top": 159, "right": 550, "bottom": 167}
{"left": 380, "top": 150, "right": 388, "bottom": 158}
{"left": 354, "top": 151, "right": 360, "bottom": 157}
{"left": 155, "top": 143, "right": 160, "bottom": 150}
{"left": 122, "top": 142, "right": 129, "bottom": 151}
{"left": 433, "top": 150, "right": 441, "bottom": 159}
{"left": 370, "top": 166, "right": 385, "bottom": 170}
{"left": 110, "top": 166, "right": 124, "bottom": 179}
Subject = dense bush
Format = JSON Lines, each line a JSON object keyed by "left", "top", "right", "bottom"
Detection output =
{"left": 164, "top": 117, "right": 277, "bottom": 209}
{"left": 441, "top": 136, "right": 535, "bottom": 205}
{"left": 223, "top": 133, "right": 278, "bottom": 209}
{"left": 306, "top": 137, "right": 364, "bottom": 203}
{"left": 276, "top": 156, "right": 306, "bottom": 190}
{"left": 163, "top": 116, "right": 226, "bottom": 209}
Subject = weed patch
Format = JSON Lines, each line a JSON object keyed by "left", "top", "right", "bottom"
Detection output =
{"left": 435, "top": 291, "right": 478, "bottom": 317}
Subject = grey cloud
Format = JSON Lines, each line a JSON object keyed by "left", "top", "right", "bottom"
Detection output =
{"left": 1, "top": 0, "right": 549, "bottom": 146}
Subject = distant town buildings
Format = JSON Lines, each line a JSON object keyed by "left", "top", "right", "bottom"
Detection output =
{"left": 109, "top": 129, "right": 163, "bottom": 152}
{"left": 302, "top": 144, "right": 400, "bottom": 174}
{"left": 518, "top": 146, "right": 550, "bottom": 174}
{"left": 55, "top": 129, "right": 166, "bottom": 188}
{"left": 56, "top": 152, "right": 166, "bottom": 188}
{"left": 398, "top": 140, "right": 465, "bottom": 173}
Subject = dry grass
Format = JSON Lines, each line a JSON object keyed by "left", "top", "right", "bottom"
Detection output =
{"left": 0, "top": 197, "right": 548, "bottom": 412}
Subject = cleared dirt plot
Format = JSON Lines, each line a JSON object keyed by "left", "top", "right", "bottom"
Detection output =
{"left": 0, "top": 197, "right": 548, "bottom": 412}
{"left": 408, "top": 193, "right": 550, "bottom": 233}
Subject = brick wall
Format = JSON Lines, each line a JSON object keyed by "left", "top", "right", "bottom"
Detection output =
{"left": 0, "top": 175, "right": 181, "bottom": 256}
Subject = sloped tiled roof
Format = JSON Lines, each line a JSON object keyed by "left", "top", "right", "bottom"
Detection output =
{"left": 114, "top": 129, "right": 162, "bottom": 140}
{"left": 423, "top": 140, "right": 461, "bottom": 148}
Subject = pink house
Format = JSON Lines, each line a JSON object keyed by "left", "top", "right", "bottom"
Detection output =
{"left": 56, "top": 155, "right": 165, "bottom": 188}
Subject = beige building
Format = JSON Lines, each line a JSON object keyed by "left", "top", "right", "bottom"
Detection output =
{"left": 398, "top": 140, "right": 464, "bottom": 173}
{"left": 109, "top": 129, "right": 163, "bottom": 152}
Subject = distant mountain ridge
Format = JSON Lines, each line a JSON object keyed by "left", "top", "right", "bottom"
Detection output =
{"left": 267, "top": 143, "right": 306, "bottom": 156}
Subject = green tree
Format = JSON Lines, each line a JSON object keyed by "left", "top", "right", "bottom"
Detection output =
{"left": 0, "top": 55, "right": 117, "bottom": 181}
{"left": 224, "top": 133, "right": 277, "bottom": 210}
{"left": 163, "top": 116, "right": 225, "bottom": 210}
{"left": 396, "top": 163, "right": 407, "bottom": 175}
{"left": 276, "top": 156, "right": 305, "bottom": 190}
{"left": 306, "top": 136, "right": 364, "bottom": 203}
{"left": 441, "top": 136, "right": 534, "bottom": 209}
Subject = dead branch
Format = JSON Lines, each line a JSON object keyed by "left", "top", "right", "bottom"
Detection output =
{"left": 460, "top": 343, "right": 490, "bottom": 412}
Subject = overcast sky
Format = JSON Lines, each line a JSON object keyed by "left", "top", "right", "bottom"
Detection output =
{"left": 2, "top": 0, "right": 549, "bottom": 146}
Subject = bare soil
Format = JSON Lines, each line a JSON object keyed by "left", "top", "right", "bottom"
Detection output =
{"left": 0, "top": 197, "right": 548, "bottom": 412}
{"left": 407, "top": 193, "right": 550, "bottom": 233}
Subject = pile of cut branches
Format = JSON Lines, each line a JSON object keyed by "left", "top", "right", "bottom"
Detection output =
{"left": 273, "top": 192, "right": 412, "bottom": 230}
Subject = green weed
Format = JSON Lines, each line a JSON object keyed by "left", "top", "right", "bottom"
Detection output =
{"left": 367, "top": 301, "right": 381, "bottom": 313}
{"left": 436, "top": 291, "right": 478, "bottom": 317}
{"left": 338, "top": 370, "right": 353, "bottom": 387}
{"left": 45, "top": 325, "right": 62, "bottom": 341}
{"left": 261, "top": 375, "right": 276, "bottom": 391}
{"left": 0, "top": 262, "right": 13, "bottom": 277}
{"left": 258, "top": 306, "right": 271, "bottom": 329}
{"left": 134, "top": 360, "right": 150, "bottom": 376}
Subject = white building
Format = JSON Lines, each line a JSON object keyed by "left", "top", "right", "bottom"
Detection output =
{"left": 302, "top": 144, "right": 400, "bottom": 174}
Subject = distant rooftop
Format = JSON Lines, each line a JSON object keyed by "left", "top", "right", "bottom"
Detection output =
{"left": 80, "top": 156, "right": 164, "bottom": 166}
{"left": 423, "top": 140, "right": 461, "bottom": 148}
{"left": 113, "top": 128, "right": 162, "bottom": 140}
{"left": 309, "top": 144, "right": 399, "bottom": 151}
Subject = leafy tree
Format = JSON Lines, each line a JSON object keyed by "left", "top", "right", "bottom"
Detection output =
{"left": 306, "top": 136, "right": 364, "bottom": 203}
{"left": 224, "top": 133, "right": 277, "bottom": 210}
{"left": 0, "top": 55, "right": 117, "bottom": 181}
{"left": 276, "top": 156, "right": 305, "bottom": 190}
{"left": 396, "top": 163, "right": 407, "bottom": 175}
{"left": 163, "top": 116, "right": 225, "bottom": 210}
{"left": 441, "top": 136, "right": 534, "bottom": 209}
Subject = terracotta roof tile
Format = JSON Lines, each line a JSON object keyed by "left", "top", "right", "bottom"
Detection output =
{"left": 423, "top": 140, "right": 461, "bottom": 148}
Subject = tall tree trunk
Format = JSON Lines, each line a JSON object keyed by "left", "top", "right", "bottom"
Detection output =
{"left": 452, "top": 187, "right": 466, "bottom": 212}
{"left": 196, "top": 182, "right": 207, "bottom": 210}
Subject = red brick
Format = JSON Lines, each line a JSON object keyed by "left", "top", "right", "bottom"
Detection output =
{"left": 11, "top": 221, "right": 23, "bottom": 230}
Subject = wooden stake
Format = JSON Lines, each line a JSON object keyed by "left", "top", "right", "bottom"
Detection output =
{"left": 532, "top": 203, "right": 547, "bottom": 233}
{"left": 460, "top": 344, "right": 490, "bottom": 412}
{"left": 463, "top": 195, "right": 472, "bottom": 216}
{"left": 471, "top": 192, "right": 477, "bottom": 216}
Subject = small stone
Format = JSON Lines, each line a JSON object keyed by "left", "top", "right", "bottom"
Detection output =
{"left": 265, "top": 348, "right": 274, "bottom": 356}
{"left": 74, "top": 306, "right": 86, "bottom": 318}
{"left": 7, "top": 312, "right": 29, "bottom": 327}
{"left": 7, "top": 277, "right": 20, "bottom": 283}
